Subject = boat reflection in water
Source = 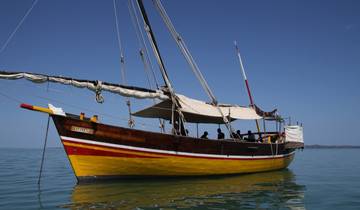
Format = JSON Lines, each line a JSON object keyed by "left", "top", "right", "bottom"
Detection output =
{"left": 63, "top": 169, "right": 305, "bottom": 209}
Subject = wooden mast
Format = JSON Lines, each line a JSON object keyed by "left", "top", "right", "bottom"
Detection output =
{"left": 136, "top": 0, "right": 171, "bottom": 90}
{"left": 135, "top": 0, "right": 186, "bottom": 134}
{"left": 234, "top": 41, "right": 261, "bottom": 133}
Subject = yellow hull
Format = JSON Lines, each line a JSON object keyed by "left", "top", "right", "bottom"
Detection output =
{"left": 63, "top": 139, "right": 294, "bottom": 179}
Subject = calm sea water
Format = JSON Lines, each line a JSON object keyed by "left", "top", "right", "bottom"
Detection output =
{"left": 0, "top": 148, "right": 359, "bottom": 210}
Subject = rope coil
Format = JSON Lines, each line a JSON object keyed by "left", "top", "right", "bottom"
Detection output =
{"left": 95, "top": 80, "right": 104, "bottom": 103}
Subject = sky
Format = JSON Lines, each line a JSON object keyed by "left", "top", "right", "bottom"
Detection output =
{"left": 0, "top": 0, "right": 359, "bottom": 148}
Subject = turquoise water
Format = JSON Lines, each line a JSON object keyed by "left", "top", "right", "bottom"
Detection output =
{"left": 0, "top": 148, "right": 359, "bottom": 209}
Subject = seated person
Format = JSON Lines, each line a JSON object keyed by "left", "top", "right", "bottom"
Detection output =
{"left": 231, "top": 131, "right": 237, "bottom": 138}
{"left": 247, "top": 130, "right": 256, "bottom": 142}
{"left": 232, "top": 130, "right": 243, "bottom": 139}
{"left": 200, "top": 131, "right": 208, "bottom": 139}
{"left": 236, "top": 130, "right": 243, "bottom": 139}
{"left": 258, "top": 133, "right": 263, "bottom": 143}
{"left": 217, "top": 128, "right": 225, "bottom": 139}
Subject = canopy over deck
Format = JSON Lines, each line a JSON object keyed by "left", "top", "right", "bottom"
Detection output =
{"left": 133, "top": 94, "right": 262, "bottom": 124}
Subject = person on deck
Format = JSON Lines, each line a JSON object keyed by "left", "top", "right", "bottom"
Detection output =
{"left": 231, "top": 131, "right": 237, "bottom": 138}
{"left": 236, "top": 130, "right": 243, "bottom": 140}
{"left": 200, "top": 131, "right": 208, "bottom": 139}
{"left": 247, "top": 130, "right": 256, "bottom": 142}
{"left": 231, "top": 130, "right": 241, "bottom": 139}
{"left": 217, "top": 128, "right": 225, "bottom": 139}
{"left": 258, "top": 133, "right": 263, "bottom": 143}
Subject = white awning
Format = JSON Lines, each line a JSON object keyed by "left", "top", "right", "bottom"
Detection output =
{"left": 133, "top": 94, "right": 262, "bottom": 124}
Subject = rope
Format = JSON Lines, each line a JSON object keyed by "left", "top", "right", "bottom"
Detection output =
{"left": 0, "top": 0, "right": 39, "bottom": 55}
{"left": 38, "top": 115, "right": 50, "bottom": 185}
{"left": 113, "top": 0, "right": 125, "bottom": 77}
{"left": 153, "top": 0, "right": 215, "bottom": 101}
{"left": 152, "top": 0, "right": 234, "bottom": 137}
{"left": 270, "top": 142, "right": 274, "bottom": 157}
{"left": 128, "top": 0, "right": 167, "bottom": 132}
{"left": 134, "top": 0, "right": 175, "bottom": 92}
{"left": 95, "top": 80, "right": 104, "bottom": 103}
{"left": 139, "top": 49, "right": 154, "bottom": 89}
{"left": 113, "top": 0, "right": 134, "bottom": 128}
{"left": 0, "top": 84, "right": 162, "bottom": 130}
{"left": 0, "top": 81, "right": 233, "bottom": 130}
{"left": 134, "top": 0, "right": 187, "bottom": 134}
{"left": 0, "top": 91, "right": 23, "bottom": 104}
{"left": 128, "top": 0, "right": 159, "bottom": 89}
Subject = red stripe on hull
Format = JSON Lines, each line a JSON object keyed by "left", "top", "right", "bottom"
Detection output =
{"left": 63, "top": 142, "right": 160, "bottom": 159}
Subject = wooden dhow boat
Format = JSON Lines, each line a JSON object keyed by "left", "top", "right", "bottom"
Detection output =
{"left": 0, "top": 0, "right": 304, "bottom": 181}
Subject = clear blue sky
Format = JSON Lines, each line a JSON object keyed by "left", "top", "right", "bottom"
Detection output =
{"left": 0, "top": 0, "right": 359, "bottom": 147}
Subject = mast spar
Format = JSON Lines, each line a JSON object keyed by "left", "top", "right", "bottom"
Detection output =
{"left": 135, "top": 0, "right": 172, "bottom": 91}
{"left": 234, "top": 41, "right": 261, "bottom": 133}
{"left": 135, "top": 0, "right": 186, "bottom": 134}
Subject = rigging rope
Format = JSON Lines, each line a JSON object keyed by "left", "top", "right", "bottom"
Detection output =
{"left": 0, "top": 0, "right": 39, "bottom": 56}
{"left": 152, "top": 0, "right": 215, "bottom": 102}
{"left": 0, "top": 90, "right": 22, "bottom": 104}
{"left": 0, "top": 85, "right": 161, "bottom": 130}
{"left": 95, "top": 80, "right": 104, "bottom": 103}
{"left": 139, "top": 49, "right": 154, "bottom": 89}
{"left": 113, "top": 0, "right": 127, "bottom": 85}
{"left": 128, "top": 0, "right": 165, "bottom": 132}
{"left": 38, "top": 115, "right": 50, "bottom": 185}
{"left": 152, "top": 0, "right": 234, "bottom": 137}
{"left": 135, "top": 0, "right": 172, "bottom": 91}
{"left": 135, "top": 0, "right": 187, "bottom": 135}
{"left": 128, "top": 0, "right": 159, "bottom": 89}
{"left": 113, "top": 0, "right": 134, "bottom": 128}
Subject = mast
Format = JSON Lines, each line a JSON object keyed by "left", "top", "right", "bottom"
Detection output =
{"left": 135, "top": 0, "right": 186, "bottom": 134}
{"left": 234, "top": 41, "right": 261, "bottom": 133}
{"left": 135, "top": 0, "right": 172, "bottom": 91}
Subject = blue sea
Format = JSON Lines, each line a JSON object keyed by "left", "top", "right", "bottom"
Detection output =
{"left": 0, "top": 148, "right": 359, "bottom": 210}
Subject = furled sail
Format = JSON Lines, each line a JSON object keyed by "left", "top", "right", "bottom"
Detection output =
{"left": 0, "top": 71, "right": 269, "bottom": 123}
{"left": 0, "top": 71, "right": 169, "bottom": 101}
{"left": 133, "top": 94, "right": 262, "bottom": 124}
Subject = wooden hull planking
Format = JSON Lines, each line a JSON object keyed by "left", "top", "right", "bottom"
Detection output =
{"left": 51, "top": 115, "right": 297, "bottom": 180}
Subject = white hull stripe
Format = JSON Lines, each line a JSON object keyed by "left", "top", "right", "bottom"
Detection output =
{"left": 61, "top": 136, "right": 294, "bottom": 160}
